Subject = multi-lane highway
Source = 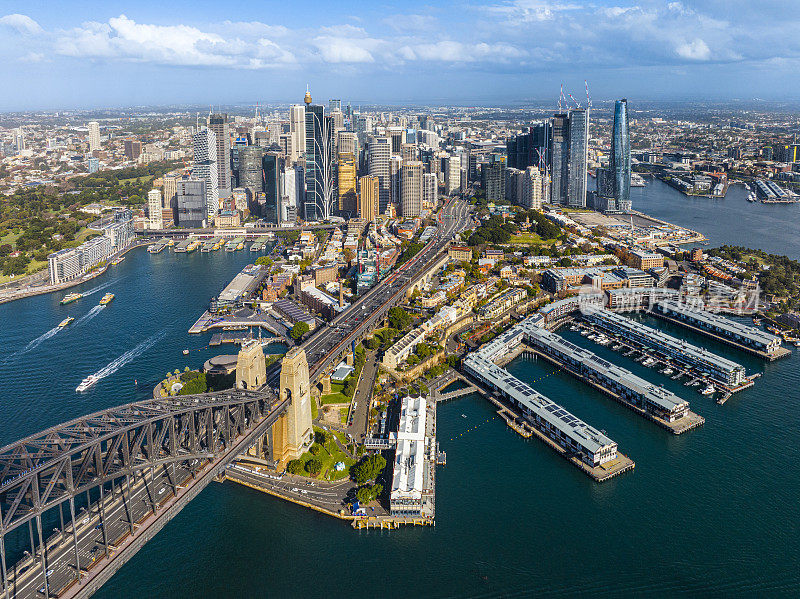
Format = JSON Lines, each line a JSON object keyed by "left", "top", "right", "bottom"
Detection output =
{"left": 298, "top": 197, "right": 473, "bottom": 382}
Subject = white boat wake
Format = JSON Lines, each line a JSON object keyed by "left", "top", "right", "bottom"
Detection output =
{"left": 81, "top": 280, "right": 115, "bottom": 297}
{"left": 23, "top": 326, "right": 61, "bottom": 352}
{"left": 75, "top": 304, "right": 105, "bottom": 326}
{"left": 77, "top": 330, "right": 166, "bottom": 392}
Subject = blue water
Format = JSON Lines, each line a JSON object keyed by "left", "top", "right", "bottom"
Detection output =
{"left": 2, "top": 184, "right": 799, "bottom": 597}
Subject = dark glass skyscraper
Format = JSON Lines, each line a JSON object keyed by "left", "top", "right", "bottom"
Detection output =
{"left": 611, "top": 98, "right": 631, "bottom": 211}
{"left": 262, "top": 152, "right": 282, "bottom": 225}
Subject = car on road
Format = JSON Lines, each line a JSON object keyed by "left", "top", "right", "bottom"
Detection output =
{"left": 158, "top": 487, "right": 166, "bottom": 495}
{"left": 81, "top": 517, "right": 90, "bottom": 525}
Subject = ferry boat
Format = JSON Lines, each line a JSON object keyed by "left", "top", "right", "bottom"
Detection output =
{"left": 58, "top": 316, "right": 74, "bottom": 327}
{"left": 60, "top": 292, "right": 83, "bottom": 305}
{"left": 99, "top": 293, "right": 115, "bottom": 305}
{"left": 76, "top": 375, "right": 99, "bottom": 393}
{"left": 111, "top": 256, "right": 125, "bottom": 265}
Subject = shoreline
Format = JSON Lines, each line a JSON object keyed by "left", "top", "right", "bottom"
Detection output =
{"left": 0, "top": 241, "right": 148, "bottom": 305}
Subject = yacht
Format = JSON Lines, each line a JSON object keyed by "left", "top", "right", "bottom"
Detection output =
{"left": 580, "top": 330, "right": 590, "bottom": 336}
{"left": 747, "top": 192, "right": 756, "bottom": 202}
{"left": 76, "top": 375, "right": 99, "bottom": 393}
{"left": 58, "top": 316, "right": 74, "bottom": 327}
{"left": 700, "top": 385, "right": 716, "bottom": 395}
{"left": 661, "top": 367, "right": 674, "bottom": 376}
{"left": 111, "top": 257, "right": 125, "bottom": 265}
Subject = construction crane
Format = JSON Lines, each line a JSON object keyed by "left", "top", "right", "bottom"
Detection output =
{"left": 568, "top": 93, "right": 581, "bottom": 109}
{"left": 585, "top": 80, "right": 592, "bottom": 109}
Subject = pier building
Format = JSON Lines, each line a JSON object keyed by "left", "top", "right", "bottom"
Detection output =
{"left": 518, "top": 320, "right": 691, "bottom": 424}
{"left": 583, "top": 307, "right": 746, "bottom": 387}
{"left": 655, "top": 300, "right": 782, "bottom": 355}
{"left": 464, "top": 328, "right": 619, "bottom": 468}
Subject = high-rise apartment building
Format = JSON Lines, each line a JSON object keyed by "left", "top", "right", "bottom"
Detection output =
{"left": 522, "top": 166, "right": 543, "bottom": 209}
{"left": 358, "top": 175, "right": 379, "bottom": 222}
{"left": 87, "top": 121, "right": 100, "bottom": 152}
{"left": 289, "top": 104, "right": 306, "bottom": 164}
{"left": 390, "top": 156, "right": 403, "bottom": 209}
{"left": 208, "top": 113, "right": 232, "bottom": 197}
{"left": 238, "top": 146, "right": 264, "bottom": 195}
{"left": 192, "top": 128, "right": 220, "bottom": 218}
{"left": 147, "top": 189, "right": 163, "bottom": 229}
{"left": 368, "top": 136, "right": 392, "bottom": 214}
{"left": 566, "top": 108, "right": 589, "bottom": 207}
{"left": 550, "top": 114, "right": 569, "bottom": 205}
{"left": 338, "top": 152, "right": 357, "bottom": 214}
{"left": 176, "top": 179, "right": 207, "bottom": 227}
{"left": 423, "top": 172, "right": 438, "bottom": 208}
{"left": 610, "top": 99, "right": 631, "bottom": 212}
{"left": 445, "top": 153, "right": 463, "bottom": 196}
{"left": 482, "top": 155, "right": 506, "bottom": 202}
{"left": 124, "top": 139, "right": 141, "bottom": 161}
{"left": 400, "top": 161, "right": 424, "bottom": 218}
{"left": 87, "top": 157, "right": 99, "bottom": 174}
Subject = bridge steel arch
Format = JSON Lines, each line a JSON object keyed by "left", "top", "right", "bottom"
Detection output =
{"left": 0, "top": 389, "right": 288, "bottom": 599}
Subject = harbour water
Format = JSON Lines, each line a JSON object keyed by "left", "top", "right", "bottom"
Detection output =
{"left": 1, "top": 182, "right": 799, "bottom": 597}
{"left": 631, "top": 177, "right": 800, "bottom": 259}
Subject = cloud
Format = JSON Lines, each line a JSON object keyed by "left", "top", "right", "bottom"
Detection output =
{"left": 676, "top": 38, "right": 711, "bottom": 61}
{"left": 0, "top": 13, "right": 43, "bottom": 35}
{"left": 313, "top": 36, "right": 377, "bottom": 63}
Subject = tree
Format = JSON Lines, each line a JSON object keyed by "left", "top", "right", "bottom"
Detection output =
{"left": 388, "top": 306, "right": 412, "bottom": 331}
{"left": 287, "top": 460, "right": 305, "bottom": 475}
{"left": 310, "top": 444, "right": 322, "bottom": 455}
{"left": 255, "top": 256, "right": 273, "bottom": 268}
{"left": 356, "top": 483, "right": 383, "bottom": 504}
{"left": 351, "top": 454, "right": 386, "bottom": 484}
{"left": 305, "top": 458, "right": 322, "bottom": 475}
{"left": 343, "top": 248, "right": 355, "bottom": 263}
{"left": 343, "top": 379, "right": 356, "bottom": 398}
{"left": 291, "top": 321, "right": 310, "bottom": 340}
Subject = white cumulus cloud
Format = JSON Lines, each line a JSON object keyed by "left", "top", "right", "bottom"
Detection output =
{"left": 0, "top": 13, "right": 43, "bottom": 35}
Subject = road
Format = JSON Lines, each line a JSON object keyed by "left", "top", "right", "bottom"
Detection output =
{"left": 297, "top": 197, "right": 473, "bottom": 383}
{"left": 346, "top": 349, "right": 380, "bottom": 440}
{"left": 4, "top": 462, "right": 194, "bottom": 599}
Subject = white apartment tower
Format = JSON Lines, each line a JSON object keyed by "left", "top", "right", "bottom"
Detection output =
{"left": 207, "top": 113, "right": 231, "bottom": 198}
{"left": 289, "top": 105, "right": 306, "bottom": 165}
{"left": 87, "top": 121, "right": 101, "bottom": 152}
{"left": 368, "top": 136, "right": 392, "bottom": 215}
{"left": 401, "top": 161, "right": 424, "bottom": 218}
{"left": 147, "top": 188, "right": 163, "bottom": 229}
{"left": 192, "top": 128, "right": 220, "bottom": 218}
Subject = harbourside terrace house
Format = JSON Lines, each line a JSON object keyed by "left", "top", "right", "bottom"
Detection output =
{"left": 477, "top": 288, "right": 527, "bottom": 319}
{"left": 463, "top": 326, "right": 618, "bottom": 468}
{"left": 583, "top": 306, "right": 746, "bottom": 387}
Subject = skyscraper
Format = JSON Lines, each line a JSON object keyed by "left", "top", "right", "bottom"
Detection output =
{"left": 192, "top": 128, "right": 220, "bottom": 218}
{"left": 368, "top": 136, "right": 392, "bottom": 214}
{"left": 147, "top": 188, "right": 163, "bottom": 229}
{"left": 238, "top": 146, "right": 264, "bottom": 195}
{"left": 550, "top": 114, "right": 569, "bottom": 205}
{"left": 262, "top": 152, "right": 282, "bottom": 225}
{"left": 358, "top": 175, "right": 379, "bottom": 222}
{"left": 567, "top": 108, "right": 589, "bottom": 207}
{"left": 289, "top": 105, "right": 306, "bottom": 164}
{"left": 400, "top": 161, "right": 424, "bottom": 218}
{"left": 208, "top": 113, "right": 232, "bottom": 198}
{"left": 338, "top": 152, "right": 357, "bottom": 214}
{"left": 87, "top": 121, "right": 100, "bottom": 152}
{"left": 304, "top": 89, "right": 335, "bottom": 220}
{"left": 338, "top": 131, "right": 357, "bottom": 155}
{"left": 611, "top": 99, "right": 631, "bottom": 212}
{"left": 423, "top": 172, "right": 437, "bottom": 208}
{"left": 176, "top": 179, "right": 207, "bottom": 227}
{"left": 481, "top": 155, "right": 505, "bottom": 202}
{"left": 445, "top": 154, "right": 462, "bottom": 195}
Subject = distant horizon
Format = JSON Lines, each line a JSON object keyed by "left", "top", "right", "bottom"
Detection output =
{"left": 2, "top": 1, "right": 800, "bottom": 111}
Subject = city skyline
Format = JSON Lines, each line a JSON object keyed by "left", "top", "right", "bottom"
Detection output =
{"left": 2, "top": 1, "right": 800, "bottom": 110}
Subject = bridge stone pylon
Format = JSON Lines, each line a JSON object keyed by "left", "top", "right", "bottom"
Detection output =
{"left": 270, "top": 347, "right": 313, "bottom": 464}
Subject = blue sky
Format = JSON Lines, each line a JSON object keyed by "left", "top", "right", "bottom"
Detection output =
{"left": 0, "top": 0, "right": 798, "bottom": 110}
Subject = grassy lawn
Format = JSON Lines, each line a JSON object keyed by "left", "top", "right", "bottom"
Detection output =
{"left": 508, "top": 233, "right": 557, "bottom": 245}
{"left": 64, "top": 228, "right": 102, "bottom": 249}
{"left": 118, "top": 174, "right": 154, "bottom": 184}
{"left": 340, "top": 408, "right": 349, "bottom": 424}
{"left": 0, "top": 230, "right": 22, "bottom": 249}
{"left": 311, "top": 398, "right": 318, "bottom": 419}
{"left": 293, "top": 427, "right": 356, "bottom": 481}
{"left": 321, "top": 392, "right": 350, "bottom": 405}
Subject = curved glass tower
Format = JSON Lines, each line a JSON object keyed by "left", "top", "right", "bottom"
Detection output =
{"left": 611, "top": 99, "right": 631, "bottom": 211}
